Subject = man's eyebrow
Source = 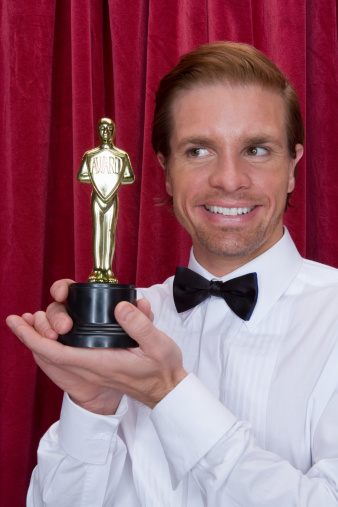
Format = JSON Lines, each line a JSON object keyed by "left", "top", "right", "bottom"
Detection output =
{"left": 176, "top": 134, "right": 285, "bottom": 152}
{"left": 242, "top": 135, "right": 284, "bottom": 147}
{"left": 176, "top": 136, "right": 217, "bottom": 151}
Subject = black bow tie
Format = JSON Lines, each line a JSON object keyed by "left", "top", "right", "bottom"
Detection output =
{"left": 173, "top": 266, "right": 258, "bottom": 321}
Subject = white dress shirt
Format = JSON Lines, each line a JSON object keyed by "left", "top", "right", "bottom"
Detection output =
{"left": 28, "top": 229, "right": 338, "bottom": 506}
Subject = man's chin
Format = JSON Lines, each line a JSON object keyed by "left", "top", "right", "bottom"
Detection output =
{"left": 194, "top": 229, "right": 269, "bottom": 261}
{"left": 203, "top": 244, "right": 261, "bottom": 260}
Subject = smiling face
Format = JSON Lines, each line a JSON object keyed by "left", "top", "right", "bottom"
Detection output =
{"left": 160, "top": 83, "right": 303, "bottom": 276}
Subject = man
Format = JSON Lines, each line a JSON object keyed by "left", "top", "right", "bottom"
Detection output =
{"left": 7, "top": 42, "right": 338, "bottom": 505}
{"left": 78, "top": 117, "right": 135, "bottom": 283}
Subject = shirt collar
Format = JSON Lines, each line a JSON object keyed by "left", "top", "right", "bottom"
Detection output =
{"left": 186, "top": 228, "right": 302, "bottom": 330}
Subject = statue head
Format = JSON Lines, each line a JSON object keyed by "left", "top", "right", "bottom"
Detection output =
{"left": 98, "top": 118, "right": 116, "bottom": 143}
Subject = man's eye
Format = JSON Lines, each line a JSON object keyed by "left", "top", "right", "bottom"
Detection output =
{"left": 246, "top": 146, "right": 268, "bottom": 156}
{"left": 187, "top": 148, "right": 209, "bottom": 157}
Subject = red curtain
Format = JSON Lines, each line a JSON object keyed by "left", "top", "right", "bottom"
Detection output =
{"left": 1, "top": 1, "right": 337, "bottom": 505}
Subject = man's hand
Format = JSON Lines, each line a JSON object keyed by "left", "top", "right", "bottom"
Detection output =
{"left": 6, "top": 277, "right": 123, "bottom": 415}
{"left": 6, "top": 279, "right": 187, "bottom": 414}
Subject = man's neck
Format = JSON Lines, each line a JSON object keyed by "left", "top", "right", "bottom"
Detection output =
{"left": 193, "top": 251, "right": 260, "bottom": 278}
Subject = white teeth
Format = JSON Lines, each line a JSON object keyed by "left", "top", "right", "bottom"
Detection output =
{"left": 205, "top": 205, "right": 255, "bottom": 216}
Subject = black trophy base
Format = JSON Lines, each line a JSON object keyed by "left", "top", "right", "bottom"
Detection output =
{"left": 58, "top": 283, "right": 138, "bottom": 348}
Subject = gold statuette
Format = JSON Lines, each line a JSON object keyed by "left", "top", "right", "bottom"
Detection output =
{"left": 77, "top": 118, "right": 135, "bottom": 283}
{"left": 58, "top": 118, "right": 137, "bottom": 348}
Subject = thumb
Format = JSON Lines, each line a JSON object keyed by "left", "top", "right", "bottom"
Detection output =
{"left": 114, "top": 301, "right": 159, "bottom": 351}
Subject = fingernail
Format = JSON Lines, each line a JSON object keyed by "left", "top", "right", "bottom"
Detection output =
{"left": 117, "top": 303, "right": 135, "bottom": 322}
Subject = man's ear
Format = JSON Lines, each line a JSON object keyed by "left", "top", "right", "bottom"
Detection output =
{"left": 157, "top": 153, "right": 173, "bottom": 196}
{"left": 157, "top": 152, "right": 166, "bottom": 169}
{"left": 288, "top": 144, "right": 304, "bottom": 193}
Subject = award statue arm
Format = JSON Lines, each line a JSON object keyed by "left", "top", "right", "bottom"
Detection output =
{"left": 77, "top": 153, "right": 92, "bottom": 183}
{"left": 121, "top": 153, "right": 135, "bottom": 184}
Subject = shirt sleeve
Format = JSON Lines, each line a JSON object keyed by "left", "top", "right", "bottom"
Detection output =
{"left": 27, "top": 393, "right": 139, "bottom": 507}
{"left": 150, "top": 374, "right": 338, "bottom": 506}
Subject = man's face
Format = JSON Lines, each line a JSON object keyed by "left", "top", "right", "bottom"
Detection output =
{"left": 99, "top": 122, "right": 114, "bottom": 141}
{"left": 161, "top": 83, "right": 303, "bottom": 274}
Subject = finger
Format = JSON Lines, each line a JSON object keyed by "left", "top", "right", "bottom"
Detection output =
{"left": 46, "top": 302, "right": 73, "bottom": 335}
{"left": 8, "top": 315, "right": 130, "bottom": 391}
{"left": 7, "top": 315, "right": 57, "bottom": 350}
{"left": 136, "top": 298, "right": 154, "bottom": 322}
{"left": 34, "top": 311, "right": 59, "bottom": 340}
{"left": 7, "top": 315, "right": 44, "bottom": 346}
{"left": 50, "top": 279, "right": 75, "bottom": 302}
{"left": 6, "top": 314, "right": 21, "bottom": 332}
{"left": 22, "top": 313, "right": 35, "bottom": 326}
{"left": 115, "top": 302, "right": 161, "bottom": 352}
{"left": 9, "top": 314, "right": 117, "bottom": 371}
{"left": 6, "top": 315, "right": 76, "bottom": 365}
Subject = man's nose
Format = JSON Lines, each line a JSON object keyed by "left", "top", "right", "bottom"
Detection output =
{"left": 208, "top": 153, "right": 251, "bottom": 193}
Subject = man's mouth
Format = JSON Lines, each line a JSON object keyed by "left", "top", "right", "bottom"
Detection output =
{"left": 205, "top": 205, "right": 256, "bottom": 216}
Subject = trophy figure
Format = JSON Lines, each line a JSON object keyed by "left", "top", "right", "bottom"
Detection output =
{"left": 58, "top": 118, "right": 137, "bottom": 348}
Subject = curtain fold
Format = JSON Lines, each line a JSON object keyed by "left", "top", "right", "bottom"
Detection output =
{"left": 1, "top": 0, "right": 337, "bottom": 504}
